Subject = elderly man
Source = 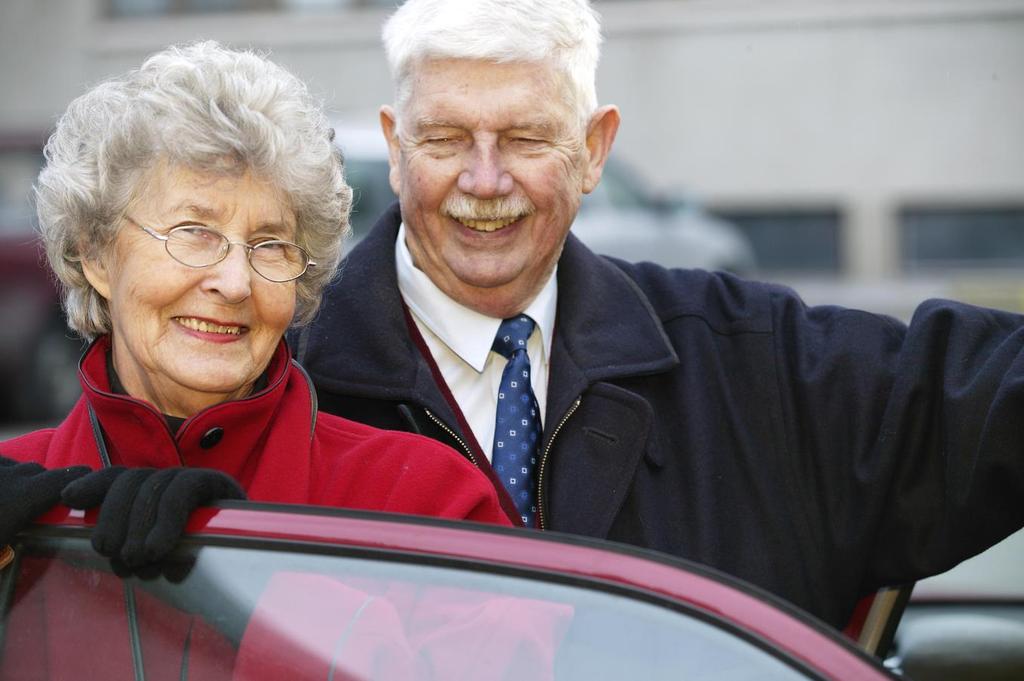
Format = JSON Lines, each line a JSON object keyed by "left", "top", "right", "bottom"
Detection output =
{"left": 296, "top": 0, "right": 1024, "bottom": 630}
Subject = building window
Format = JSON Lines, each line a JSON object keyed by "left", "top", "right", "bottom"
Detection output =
{"left": 900, "top": 206, "right": 1024, "bottom": 271}
{"left": 710, "top": 208, "right": 842, "bottom": 274}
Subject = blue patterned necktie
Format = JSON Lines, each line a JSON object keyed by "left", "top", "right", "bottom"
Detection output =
{"left": 491, "top": 315, "right": 542, "bottom": 527}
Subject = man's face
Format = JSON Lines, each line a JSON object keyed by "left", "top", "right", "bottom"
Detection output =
{"left": 382, "top": 58, "right": 618, "bottom": 318}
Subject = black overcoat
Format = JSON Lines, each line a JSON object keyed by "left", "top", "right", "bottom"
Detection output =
{"left": 295, "top": 203, "right": 1024, "bottom": 629}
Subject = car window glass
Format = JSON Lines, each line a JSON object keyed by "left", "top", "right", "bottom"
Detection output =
{"left": 1, "top": 533, "right": 812, "bottom": 681}
{"left": 580, "top": 159, "right": 647, "bottom": 213}
{"left": 343, "top": 158, "right": 394, "bottom": 244}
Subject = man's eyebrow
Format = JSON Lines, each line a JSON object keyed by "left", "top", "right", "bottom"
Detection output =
{"left": 410, "top": 115, "right": 459, "bottom": 127}
{"left": 410, "top": 118, "right": 562, "bottom": 136}
{"left": 506, "top": 121, "right": 561, "bottom": 136}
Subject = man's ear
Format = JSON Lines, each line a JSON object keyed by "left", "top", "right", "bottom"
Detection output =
{"left": 81, "top": 254, "right": 112, "bottom": 301}
{"left": 581, "top": 105, "right": 621, "bottom": 194}
{"left": 380, "top": 105, "right": 403, "bottom": 197}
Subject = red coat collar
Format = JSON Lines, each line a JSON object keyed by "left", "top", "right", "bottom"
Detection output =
{"left": 78, "top": 336, "right": 302, "bottom": 481}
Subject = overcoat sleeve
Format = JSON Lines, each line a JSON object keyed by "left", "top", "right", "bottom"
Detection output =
{"left": 768, "top": 292, "right": 1024, "bottom": 592}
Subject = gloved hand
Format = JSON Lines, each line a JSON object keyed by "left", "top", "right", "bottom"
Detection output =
{"left": 61, "top": 466, "right": 246, "bottom": 567}
{"left": 0, "top": 455, "right": 91, "bottom": 546}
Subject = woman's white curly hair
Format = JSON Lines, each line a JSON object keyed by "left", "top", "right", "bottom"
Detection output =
{"left": 35, "top": 41, "right": 351, "bottom": 339}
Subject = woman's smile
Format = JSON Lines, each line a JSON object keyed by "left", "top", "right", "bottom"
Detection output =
{"left": 173, "top": 316, "right": 247, "bottom": 337}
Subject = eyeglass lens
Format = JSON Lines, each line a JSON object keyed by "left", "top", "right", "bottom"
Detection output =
{"left": 165, "top": 226, "right": 309, "bottom": 282}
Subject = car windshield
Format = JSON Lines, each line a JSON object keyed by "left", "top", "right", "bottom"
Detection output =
{"left": 0, "top": 511, "right": 846, "bottom": 681}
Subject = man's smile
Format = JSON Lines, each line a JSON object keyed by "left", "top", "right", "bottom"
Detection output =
{"left": 450, "top": 216, "right": 525, "bottom": 233}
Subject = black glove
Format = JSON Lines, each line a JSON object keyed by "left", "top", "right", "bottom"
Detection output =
{"left": 0, "top": 455, "right": 91, "bottom": 546}
{"left": 61, "top": 466, "right": 246, "bottom": 567}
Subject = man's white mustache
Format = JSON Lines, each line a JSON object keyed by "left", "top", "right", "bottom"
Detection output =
{"left": 442, "top": 193, "right": 535, "bottom": 221}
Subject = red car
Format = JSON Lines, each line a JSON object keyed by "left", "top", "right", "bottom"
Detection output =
{"left": 2, "top": 505, "right": 894, "bottom": 680}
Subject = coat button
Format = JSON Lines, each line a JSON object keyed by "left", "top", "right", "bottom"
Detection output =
{"left": 200, "top": 427, "right": 224, "bottom": 449}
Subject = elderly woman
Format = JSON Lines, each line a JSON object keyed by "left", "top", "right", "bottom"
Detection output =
{"left": 0, "top": 42, "right": 512, "bottom": 571}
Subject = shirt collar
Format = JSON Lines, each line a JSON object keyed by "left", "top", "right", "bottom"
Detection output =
{"left": 395, "top": 222, "right": 557, "bottom": 372}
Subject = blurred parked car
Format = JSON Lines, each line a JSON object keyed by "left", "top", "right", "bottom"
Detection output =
{"left": 0, "top": 135, "right": 83, "bottom": 425}
{"left": 0, "top": 232, "right": 83, "bottom": 425}
{"left": 3, "top": 504, "right": 893, "bottom": 680}
{"left": 887, "top": 528, "right": 1024, "bottom": 680}
{"left": 572, "top": 162, "right": 756, "bottom": 273}
{"left": 334, "top": 123, "right": 756, "bottom": 273}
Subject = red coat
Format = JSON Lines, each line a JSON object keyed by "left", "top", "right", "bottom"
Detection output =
{"left": 2, "top": 335, "right": 513, "bottom": 525}
{"left": 1, "top": 336, "right": 530, "bottom": 681}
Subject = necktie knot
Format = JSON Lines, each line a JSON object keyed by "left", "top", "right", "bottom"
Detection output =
{"left": 492, "top": 315, "right": 535, "bottom": 359}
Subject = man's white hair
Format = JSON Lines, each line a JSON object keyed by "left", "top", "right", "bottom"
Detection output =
{"left": 382, "top": 0, "right": 602, "bottom": 124}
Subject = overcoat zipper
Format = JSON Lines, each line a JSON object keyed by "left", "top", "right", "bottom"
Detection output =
{"left": 536, "top": 397, "right": 582, "bottom": 530}
{"left": 425, "top": 398, "right": 581, "bottom": 531}
{"left": 423, "top": 409, "right": 479, "bottom": 467}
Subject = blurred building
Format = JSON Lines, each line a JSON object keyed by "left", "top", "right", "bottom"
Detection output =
{"left": 1, "top": 0, "right": 1022, "bottom": 322}
{"left": 1, "top": 0, "right": 1020, "bottom": 621}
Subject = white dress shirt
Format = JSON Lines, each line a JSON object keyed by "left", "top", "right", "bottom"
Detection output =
{"left": 395, "top": 224, "right": 557, "bottom": 462}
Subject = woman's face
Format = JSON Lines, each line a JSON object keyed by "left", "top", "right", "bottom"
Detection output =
{"left": 83, "top": 163, "right": 298, "bottom": 417}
